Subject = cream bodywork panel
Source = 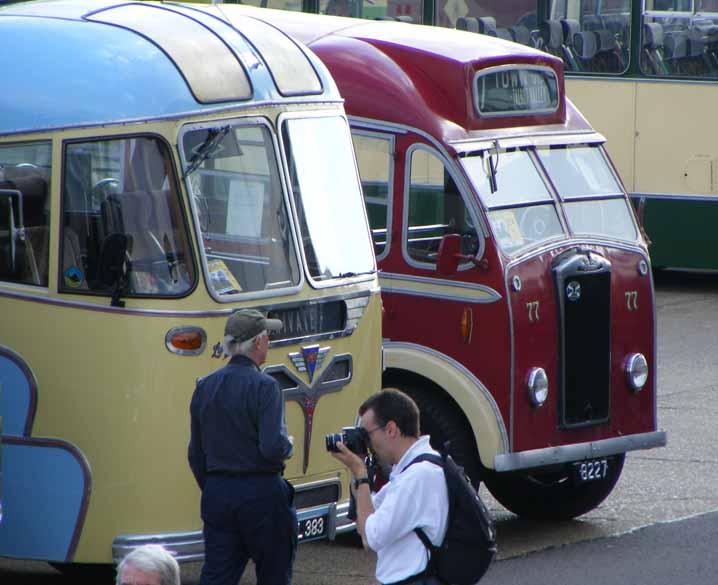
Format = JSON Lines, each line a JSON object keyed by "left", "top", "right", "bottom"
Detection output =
{"left": 383, "top": 341, "right": 508, "bottom": 470}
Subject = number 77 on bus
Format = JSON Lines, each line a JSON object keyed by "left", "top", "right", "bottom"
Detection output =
{"left": 242, "top": 7, "right": 667, "bottom": 521}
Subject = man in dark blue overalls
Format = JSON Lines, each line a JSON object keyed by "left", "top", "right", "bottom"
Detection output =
{"left": 188, "top": 309, "right": 296, "bottom": 585}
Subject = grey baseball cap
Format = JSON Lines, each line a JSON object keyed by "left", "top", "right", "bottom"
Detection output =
{"left": 225, "top": 309, "right": 283, "bottom": 343}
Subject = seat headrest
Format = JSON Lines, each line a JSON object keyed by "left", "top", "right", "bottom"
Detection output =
{"left": 643, "top": 22, "right": 664, "bottom": 48}
{"left": 575, "top": 31, "right": 598, "bottom": 59}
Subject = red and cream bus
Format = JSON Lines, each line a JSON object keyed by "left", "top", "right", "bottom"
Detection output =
{"left": 225, "top": 6, "right": 667, "bottom": 521}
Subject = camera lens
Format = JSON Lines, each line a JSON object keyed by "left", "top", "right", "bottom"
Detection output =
{"left": 325, "top": 433, "right": 342, "bottom": 452}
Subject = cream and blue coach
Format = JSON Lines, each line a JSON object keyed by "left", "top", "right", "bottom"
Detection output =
{"left": 0, "top": 0, "right": 381, "bottom": 567}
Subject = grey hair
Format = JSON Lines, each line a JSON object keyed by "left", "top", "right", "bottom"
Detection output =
{"left": 116, "top": 545, "right": 180, "bottom": 585}
{"left": 223, "top": 330, "right": 268, "bottom": 358}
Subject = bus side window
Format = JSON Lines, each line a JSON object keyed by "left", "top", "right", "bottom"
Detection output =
{"left": 61, "top": 137, "right": 194, "bottom": 296}
{"left": 0, "top": 143, "right": 51, "bottom": 287}
{"left": 351, "top": 131, "right": 394, "bottom": 259}
{"left": 405, "top": 147, "right": 477, "bottom": 267}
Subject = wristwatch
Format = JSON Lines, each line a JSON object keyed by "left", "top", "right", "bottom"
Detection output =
{"left": 353, "top": 476, "right": 370, "bottom": 490}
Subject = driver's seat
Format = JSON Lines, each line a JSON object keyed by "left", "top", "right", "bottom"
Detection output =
{"left": 118, "top": 191, "right": 165, "bottom": 293}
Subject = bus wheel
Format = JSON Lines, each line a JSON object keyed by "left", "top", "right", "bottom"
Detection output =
{"left": 388, "top": 381, "right": 482, "bottom": 487}
{"left": 483, "top": 454, "right": 625, "bottom": 520}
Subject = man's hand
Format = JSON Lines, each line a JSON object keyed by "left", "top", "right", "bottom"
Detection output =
{"left": 330, "top": 441, "right": 368, "bottom": 478}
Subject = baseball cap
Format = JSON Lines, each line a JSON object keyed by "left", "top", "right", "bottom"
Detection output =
{"left": 225, "top": 309, "right": 283, "bottom": 343}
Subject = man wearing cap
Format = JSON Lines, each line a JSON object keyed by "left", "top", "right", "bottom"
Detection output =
{"left": 188, "top": 309, "right": 296, "bottom": 585}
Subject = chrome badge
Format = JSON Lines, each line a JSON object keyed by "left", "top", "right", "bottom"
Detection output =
{"left": 289, "top": 345, "right": 330, "bottom": 383}
{"left": 566, "top": 281, "right": 581, "bottom": 302}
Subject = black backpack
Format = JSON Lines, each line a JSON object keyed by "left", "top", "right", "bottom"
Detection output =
{"left": 405, "top": 452, "right": 496, "bottom": 585}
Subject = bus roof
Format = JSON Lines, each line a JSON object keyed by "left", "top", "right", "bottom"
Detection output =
{"left": 226, "top": 7, "right": 595, "bottom": 145}
{"left": 0, "top": 0, "right": 338, "bottom": 136}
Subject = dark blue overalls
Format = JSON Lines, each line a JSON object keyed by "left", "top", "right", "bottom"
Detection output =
{"left": 189, "top": 355, "right": 297, "bottom": 585}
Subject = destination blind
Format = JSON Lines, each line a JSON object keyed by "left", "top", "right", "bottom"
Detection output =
{"left": 475, "top": 67, "right": 559, "bottom": 116}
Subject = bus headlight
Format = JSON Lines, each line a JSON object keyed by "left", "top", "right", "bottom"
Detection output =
{"left": 527, "top": 367, "right": 548, "bottom": 407}
{"left": 625, "top": 353, "right": 648, "bottom": 392}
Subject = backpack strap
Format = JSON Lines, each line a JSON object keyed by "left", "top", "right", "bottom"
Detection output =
{"left": 404, "top": 453, "right": 445, "bottom": 560}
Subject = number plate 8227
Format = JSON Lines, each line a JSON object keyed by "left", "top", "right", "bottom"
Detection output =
{"left": 572, "top": 459, "right": 609, "bottom": 483}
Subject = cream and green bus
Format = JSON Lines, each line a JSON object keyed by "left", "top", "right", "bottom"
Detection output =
{"left": 0, "top": 0, "right": 380, "bottom": 569}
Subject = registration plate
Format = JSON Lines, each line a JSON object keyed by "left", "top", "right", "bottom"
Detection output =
{"left": 573, "top": 458, "right": 609, "bottom": 483}
{"left": 297, "top": 514, "right": 328, "bottom": 542}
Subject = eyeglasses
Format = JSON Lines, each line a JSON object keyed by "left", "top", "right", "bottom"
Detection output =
{"left": 362, "top": 424, "right": 386, "bottom": 437}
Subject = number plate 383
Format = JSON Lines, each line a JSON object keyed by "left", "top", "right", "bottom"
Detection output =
{"left": 297, "top": 514, "right": 328, "bottom": 542}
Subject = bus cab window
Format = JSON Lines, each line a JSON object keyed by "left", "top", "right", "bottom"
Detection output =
{"left": 61, "top": 137, "right": 194, "bottom": 296}
{"left": 405, "top": 148, "right": 478, "bottom": 266}
{"left": 0, "top": 142, "right": 51, "bottom": 287}
{"left": 183, "top": 123, "right": 300, "bottom": 296}
{"left": 352, "top": 132, "right": 393, "bottom": 258}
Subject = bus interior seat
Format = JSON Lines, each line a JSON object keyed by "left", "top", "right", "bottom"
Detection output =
{"left": 120, "top": 191, "right": 164, "bottom": 257}
{"left": 560, "top": 19, "right": 581, "bottom": 70}
{"left": 456, "top": 17, "right": 479, "bottom": 33}
{"left": 574, "top": 30, "right": 599, "bottom": 64}
{"left": 509, "top": 25, "right": 531, "bottom": 46}
{"left": 101, "top": 194, "right": 125, "bottom": 236}
{"left": 496, "top": 27, "right": 513, "bottom": 42}
{"left": 540, "top": 19, "right": 564, "bottom": 57}
{"left": 664, "top": 30, "right": 690, "bottom": 73}
{"left": 595, "top": 28, "right": 624, "bottom": 72}
{"left": 478, "top": 16, "right": 497, "bottom": 37}
{"left": 642, "top": 22, "right": 668, "bottom": 75}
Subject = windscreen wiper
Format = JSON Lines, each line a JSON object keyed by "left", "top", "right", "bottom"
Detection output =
{"left": 183, "top": 125, "right": 230, "bottom": 179}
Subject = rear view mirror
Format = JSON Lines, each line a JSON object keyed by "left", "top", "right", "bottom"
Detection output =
{"left": 437, "top": 234, "right": 462, "bottom": 276}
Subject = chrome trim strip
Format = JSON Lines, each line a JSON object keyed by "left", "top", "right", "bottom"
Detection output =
{"left": 0, "top": 286, "right": 379, "bottom": 318}
{"left": 449, "top": 129, "right": 600, "bottom": 153}
{"left": 382, "top": 341, "right": 509, "bottom": 454}
{"left": 629, "top": 192, "right": 718, "bottom": 202}
{"left": 451, "top": 132, "right": 605, "bottom": 154}
{"left": 379, "top": 272, "right": 502, "bottom": 304}
{"left": 493, "top": 430, "right": 667, "bottom": 472}
{"left": 334, "top": 500, "right": 354, "bottom": 536}
{"left": 112, "top": 502, "right": 340, "bottom": 563}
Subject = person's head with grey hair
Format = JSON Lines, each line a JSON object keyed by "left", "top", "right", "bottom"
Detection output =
{"left": 223, "top": 308, "right": 283, "bottom": 366}
{"left": 116, "top": 544, "right": 180, "bottom": 585}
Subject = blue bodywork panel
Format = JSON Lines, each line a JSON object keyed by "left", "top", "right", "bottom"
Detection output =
{"left": 0, "top": 0, "right": 337, "bottom": 135}
{"left": 0, "top": 351, "right": 90, "bottom": 561}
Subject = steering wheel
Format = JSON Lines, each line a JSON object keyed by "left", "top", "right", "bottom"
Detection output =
{"left": 518, "top": 206, "right": 554, "bottom": 243}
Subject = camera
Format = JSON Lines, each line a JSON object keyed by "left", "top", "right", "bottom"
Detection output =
{"left": 325, "top": 426, "right": 368, "bottom": 456}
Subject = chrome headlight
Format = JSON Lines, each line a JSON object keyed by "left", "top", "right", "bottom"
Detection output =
{"left": 527, "top": 367, "right": 549, "bottom": 407}
{"left": 625, "top": 353, "right": 648, "bottom": 392}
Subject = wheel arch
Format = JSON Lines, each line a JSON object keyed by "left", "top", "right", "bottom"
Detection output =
{"left": 382, "top": 341, "right": 508, "bottom": 470}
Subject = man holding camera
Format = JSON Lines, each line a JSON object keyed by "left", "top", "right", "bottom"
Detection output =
{"left": 330, "top": 389, "right": 449, "bottom": 585}
{"left": 188, "top": 309, "right": 296, "bottom": 585}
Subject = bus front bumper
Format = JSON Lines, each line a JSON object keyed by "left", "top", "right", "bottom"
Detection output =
{"left": 493, "top": 430, "right": 667, "bottom": 473}
{"left": 112, "top": 501, "right": 355, "bottom": 564}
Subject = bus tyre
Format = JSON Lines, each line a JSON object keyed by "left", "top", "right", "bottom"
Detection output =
{"left": 389, "top": 381, "right": 482, "bottom": 487}
{"left": 483, "top": 454, "right": 625, "bottom": 521}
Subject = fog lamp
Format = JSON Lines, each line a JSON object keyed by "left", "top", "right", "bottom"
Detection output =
{"left": 527, "top": 367, "right": 549, "bottom": 407}
{"left": 625, "top": 353, "right": 648, "bottom": 392}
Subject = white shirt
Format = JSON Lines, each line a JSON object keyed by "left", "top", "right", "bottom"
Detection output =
{"left": 364, "top": 436, "right": 449, "bottom": 584}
